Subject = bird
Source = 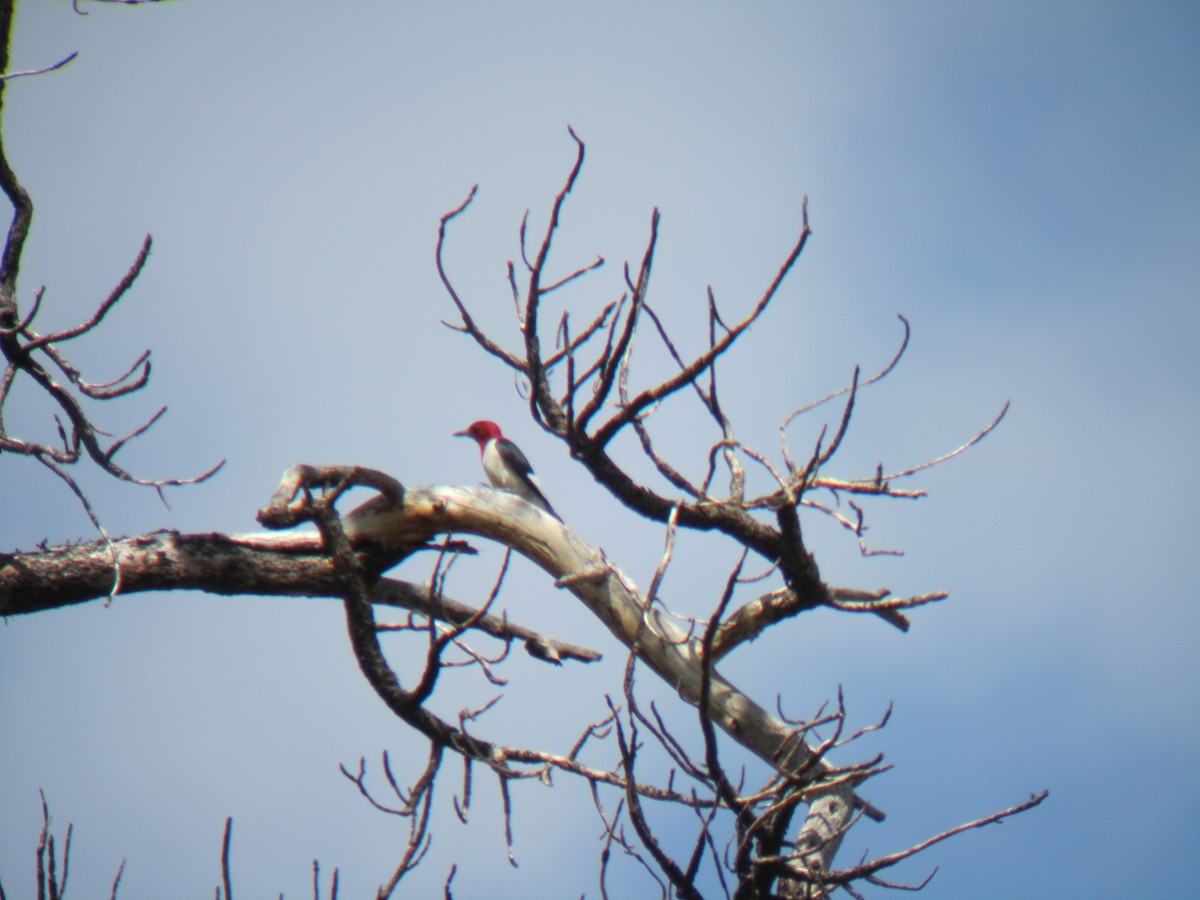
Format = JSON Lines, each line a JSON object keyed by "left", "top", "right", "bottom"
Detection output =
{"left": 454, "top": 420, "right": 561, "bottom": 521}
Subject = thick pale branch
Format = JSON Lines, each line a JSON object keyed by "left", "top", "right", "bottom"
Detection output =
{"left": 325, "top": 484, "right": 883, "bottom": 848}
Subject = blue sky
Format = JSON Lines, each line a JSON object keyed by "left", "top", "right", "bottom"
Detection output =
{"left": 1, "top": 1, "right": 1197, "bottom": 897}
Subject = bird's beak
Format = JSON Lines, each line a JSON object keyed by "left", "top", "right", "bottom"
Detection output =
{"left": 453, "top": 429, "right": 469, "bottom": 438}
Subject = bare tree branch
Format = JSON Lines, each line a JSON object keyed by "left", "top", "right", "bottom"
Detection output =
{"left": 609, "top": 682, "right": 702, "bottom": 900}
{"left": 425, "top": 133, "right": 1035, "bottom": 895}
{"left": 436, "top": 185, "right": 527, "bottom": 371}
{"left": 1, "top": 27, "right": 1039, "bottom": 890}
{"left": 218, "top": 816, "right": 233, "bottom": 900}
{"left": 758, "top": 791, "right": 1049, "bottom": 889}
{"left": 0, "top": 50, "right": 77, "bottom": 81}
{"left": 0, "top": 23, "right": 223, "bottom": 549}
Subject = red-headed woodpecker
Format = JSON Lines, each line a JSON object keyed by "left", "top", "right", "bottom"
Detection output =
{"left": 454, "top": 420, "right": 561, "bottom": 521}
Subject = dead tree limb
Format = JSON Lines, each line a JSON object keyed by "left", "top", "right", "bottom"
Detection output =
{"left": 0, "top": 4, "right": 222, "bottom": 550}
{"left": 434, "top": 130, "right": 1028, "bottom": 891}
{"left": 256, "top": 472, "right": 888, "bottom": 876}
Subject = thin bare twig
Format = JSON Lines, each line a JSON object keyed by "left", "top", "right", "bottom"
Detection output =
{"left": 644, "top": 504, "right": 680, "bottom": 608}
{"left": 876, "top": 400, "right": 1011, "bottom": 482}
{"left": 593, "top": 201, "right": 811, "bottom": 450}
{"left": 372, "top": 578, "right": 601, "bottom": 665}
{"left": 609, "top": 681, "right": 703, "bottom": 900}
{"left": 0, "top": 50, "right": 77, "bottom": 81}
{"left": 108, "top": 858, "right": 126, "bottom": 900}
{"left": 574, "top": 211, "right": 659, "bottom": 435}
{"left": 541, "top": 255, "right": 604, "bottom": 295}
{"left": 219, "top": 817, "right": 233, "bottom": 900}
{"left": 769, "top": 791, "right": 1049, "bottom": 887}
{"left": 545, "top": 299, "right": 616, "bottom": 370}
{"left": 781, "top": 314, "right": 911, "bottom": 432}
{"left": 435, "top": 184, "right": 526, "bottom": 371}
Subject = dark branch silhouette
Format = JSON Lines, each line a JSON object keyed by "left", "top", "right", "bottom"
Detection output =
{"left": 0, "top": 4, "right": 1040, "bottom": 893}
